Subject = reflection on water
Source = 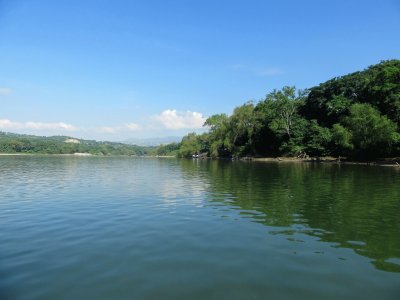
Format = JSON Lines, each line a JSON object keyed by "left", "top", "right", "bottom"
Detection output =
{"left": 0, "top": 156, "right": 399, "bottom": 300}
{"left": 180, "top": 160, "right": 400, "bottom": 273}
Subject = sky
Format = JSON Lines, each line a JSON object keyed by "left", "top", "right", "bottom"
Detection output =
{"left": 0, "top": 0, "right": 399, "bottom": 141}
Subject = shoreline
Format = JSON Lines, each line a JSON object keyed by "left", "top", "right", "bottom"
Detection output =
{"left": 1, "top": 153, "right": 399, "bottom": 167}
{"left": 251, "top": 156, "right": 400, "bottom": 168}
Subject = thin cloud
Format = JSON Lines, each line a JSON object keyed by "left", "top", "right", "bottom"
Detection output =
{"left": 97, "top": 123, "right": 142, "bottom": 133}
{"left": 0, "top": 87, "right": 11, "bottom": 95}
{"left": 25, "top": 122, "right": 77, "bottom": 131}
{"left": 154, "top": 109, "right": 206, "bottom": 130}
{"left": 98, "top": 127, "right": 118, "bottom": 133}
{"left": 229, "top": 64, "right": 245, "bottom": 70}
{"left": 257, "top": 68, "right": 284, "bottom": 76}
{"left": 125, "top": 123, "right": 141, "bottom": 131}
{"left": 229, "top": 64, "right": 284, "bottom": 77}
{"left": 0, "top": 119, "right": 77, "bottom": 131}
{"left": 0, "top": 119, "right": 22, "bottom": 129}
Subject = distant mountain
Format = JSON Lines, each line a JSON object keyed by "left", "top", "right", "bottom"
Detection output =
{"left": 122, "top": 136, "right": 182, "bottom": 146}
{"left": 0, "top": 131, "right": 152, "bottom": 155}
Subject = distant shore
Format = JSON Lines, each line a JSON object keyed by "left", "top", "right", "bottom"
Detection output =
{"left": 0, "top": 153, "right": 168, "bottom": 158}
{"left": 0, "top": 153, "right": 93, "bottom": 156}
{"left": 1, "top": 153, "right": 399, "bottom": 167}
{"left": 0, "top": 153, "right": 97, "bottom": 157}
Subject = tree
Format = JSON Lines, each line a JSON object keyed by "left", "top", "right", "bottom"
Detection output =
{"left": 255, "top": 86, "right": 309, "bottom": 155}
{"left": 204, "top": 114, "right": 232, "bottom": 157}
{"left": 229, "top": 102, "right": 260, "bottom": 156}
{"left": 302, "top": 60, "right": 400, "bottom": 127}
{"left": 325, "top": 95, "right": 352, "bottom": 124}
{"left": 344, "top": 103, "right": 398, "bottom": 158}
{"left": 178, "top": 133, "right": 201, "bottom": 158}
{"left": 265, "top": 86, "right": 307, "bottom": 138}
{"left": 156, "top": 143, "right": 180, "bottom": 156}
{"left": 303, "top": 120, "right": 332, "bottom": 156}
{"left": 331, "top": 124, "right": 353, "bottom": 156}
{"left": 365, "top": 60, "right": 400, "bottom": 125}
{"left": 178, "top": 133, "right": 210, "bottom": 158}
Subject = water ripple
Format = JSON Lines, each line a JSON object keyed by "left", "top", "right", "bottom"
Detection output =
{"left": 0, "top": 157, "right": 399, "bottom": 300}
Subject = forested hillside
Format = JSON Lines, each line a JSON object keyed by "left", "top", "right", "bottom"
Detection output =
{"left": 178, "top": 60, "right": 400, "bottom": 159}
{"left": 0, "top": 132, "right": 151, "bottom": 155}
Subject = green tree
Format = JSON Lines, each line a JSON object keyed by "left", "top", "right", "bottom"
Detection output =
{"left": 204, "top": 114, "right": 232, "bottom": 157}
{"left": 331, "top": 123, "right": 353, "bottom": 155}
{"left": 178, "top": 133, "right": 206, "bottom": 158}
{"left": 266, "top": 86, "right": 307, "bottom": 139}
{"left": 255, "top": 86, "right": 309, "bottom": 156}
{"left": 344, "top": 103, "right": 398, "bottom": 158}
{"left": 303, "top": 120, "right": 332, "bottom": 156}
{"left": 303, "top": 60, "right": 400, "bottom": 127}
{"left": 229, "top": 102, "right": 260, "bottom": 156}
{"left": 156, "top": 143, "right": 181, "bottom": 156}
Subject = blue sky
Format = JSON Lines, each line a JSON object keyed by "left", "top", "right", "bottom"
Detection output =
{"left": 0, "top": 0, "right": 399, "bottom": 141}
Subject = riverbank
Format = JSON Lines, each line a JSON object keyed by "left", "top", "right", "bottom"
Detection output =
{"left": 251, "top": 156, "right": 400, "bottom": 167}
{"left": 1, "top": 152, "right": 399, "bottom": 167}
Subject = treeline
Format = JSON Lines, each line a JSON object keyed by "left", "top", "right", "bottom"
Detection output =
{"left": 0, "top": 132, "right": 151, "bottom": 155}
{"left": 177, "top": 60, "right": 400, "bottom": 159}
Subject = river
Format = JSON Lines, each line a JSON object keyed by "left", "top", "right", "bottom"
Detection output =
{"left": 1, "top": 156, "right": 399, "bottom": 299}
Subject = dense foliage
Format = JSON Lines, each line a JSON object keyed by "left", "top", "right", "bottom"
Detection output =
{"left": 178, "top": 60, "right": 400, "bottom": 159}
{"left": 154, "top": 142, "right": 181, "bottom": 156}
{"left": 0, "top": 132, "right": 151, "bottom": 155}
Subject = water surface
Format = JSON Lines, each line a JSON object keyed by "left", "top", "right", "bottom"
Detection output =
{"left": 1, "top": 156, "right": 399, "bottom": 299}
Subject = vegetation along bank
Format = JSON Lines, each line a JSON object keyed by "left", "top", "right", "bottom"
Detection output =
{"left": 170, "top": 60, "right": 400, "bottom": 161}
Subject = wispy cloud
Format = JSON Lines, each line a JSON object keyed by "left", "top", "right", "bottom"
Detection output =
{"left": 97, "top": 123, "right": 142, "bottom": 134}
{"left": 125, "top": 123, "right": 141, "bottom": 131}
{"left": 0, "top": 119, "right": 22, "bottom": 129}
{"left": 25, "top": 122, "right": 77, "bottom": 131}
{"left": 0, "top": 87, "right": 11, "bottom": 95}
{"left": 98, "top": 126, "right": 118, "bottom": 133}
{"left": 0, "top": 119, "right": 77, "bottom": 131}
{"left": 94, "top": 109, "right": 206, "bottom": 134}
{"left": 257, "top": 68, "right": 284, "bottom": 76}
{"left": 153, "top": 109, "right": 206, "bottom": 130}
{"left": 230, "top": 64, "right": 245, "bottom": 70}
{"left": 229, "top": 64, "right": 284, "bottom": 77}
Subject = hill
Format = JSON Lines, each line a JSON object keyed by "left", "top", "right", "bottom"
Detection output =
{"left": 0, "top": 132, "right": 152, "bottom": 155}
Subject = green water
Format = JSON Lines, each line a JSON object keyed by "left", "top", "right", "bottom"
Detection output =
{"left": 0, "top": 156, "right": 399, "bottom": 299}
